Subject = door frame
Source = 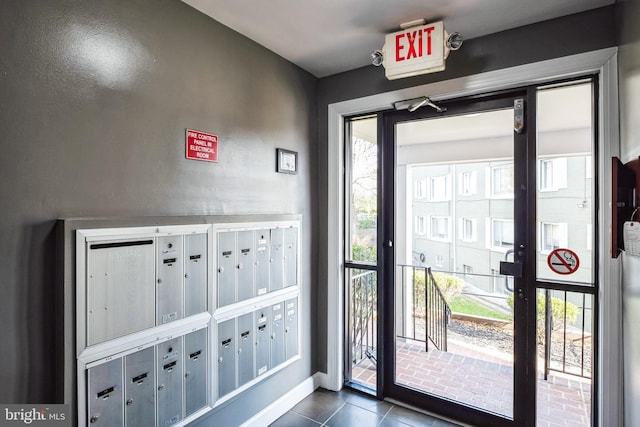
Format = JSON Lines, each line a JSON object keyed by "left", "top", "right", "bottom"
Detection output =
{"left": 325, "top": 47, "right": 621, "bottom": 427}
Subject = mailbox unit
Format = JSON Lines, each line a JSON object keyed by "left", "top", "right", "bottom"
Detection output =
{"left": 76, "top": 219, "right": 300, "bottom": 426}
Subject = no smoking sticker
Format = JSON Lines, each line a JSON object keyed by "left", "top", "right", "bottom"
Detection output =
{"left": 547, "top": 248, "right": 580, "bottom": 275}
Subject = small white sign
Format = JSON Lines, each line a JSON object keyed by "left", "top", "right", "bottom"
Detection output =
{"left": 383, "top": 21, "right": 446, "bottom": 80}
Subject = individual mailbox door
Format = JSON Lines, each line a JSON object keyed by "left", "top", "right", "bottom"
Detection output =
{"left": 217, "top": 232, "right": 236, "bottom": 307}
{"left": 284, "top": 298, "right": 299, "bottom": 360}
{"left": 269, "top": 228, "right": 284, "bottom": 292}
{"left": 237, "top": 313, "right": 254, "bottom": 387}
{"left": 124, "top": 347, "right": 155, "bottom": 427}
{"left": 254, "top": 230, "right": 270, "bottom": 296}
{"left": 185, "top": 233, "right": 207, "bottom": 317}
{"left": 270, "top": 302, "right": 286, "bottom": 367}
{"left": 283, "top": 227, "right": 298, "bottom": 287}
{"left": 217, "top": 319, "right": 236, "bottom": 397}
{"left": 87, "top": 239, "right": 155, "bottom": 345}
{"left": 157, "top": 236, "right": 184, "bottom": 324}
{"left": 184, "top": 328, "right": 208, "bottom": 416}
{"left": 236, "top": 230, "right": 255, "bottom": 302}
{"left": 88, "top": 358, "right": 123, "bottom": 426}
{"left": 254, "top": 308, "right": 270, "bottom": 376}
{"left": 157, "top": 337, "right": 183, "bottom": 427}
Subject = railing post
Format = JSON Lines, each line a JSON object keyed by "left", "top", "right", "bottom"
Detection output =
{"left": 544, "top": 289, "right": 552, "bottom": 381}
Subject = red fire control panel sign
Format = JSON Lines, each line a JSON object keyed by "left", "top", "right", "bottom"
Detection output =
{"left": 186, "top": 129, "right": 218, "bottom": 162}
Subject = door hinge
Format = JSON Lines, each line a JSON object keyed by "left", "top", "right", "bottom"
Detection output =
{"left": 514, "top": 98, "right": 525, "bottom": 133}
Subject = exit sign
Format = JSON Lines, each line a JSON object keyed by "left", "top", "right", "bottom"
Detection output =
{"left": 383, "top": 21, "right": 446, "bottom": 80}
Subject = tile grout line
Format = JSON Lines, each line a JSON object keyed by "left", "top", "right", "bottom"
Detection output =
{"left": 377, "top": 402, "right": 395, "bottom": 426}
{"left": 320, "top": 401, "right": 348, "bottom": 426}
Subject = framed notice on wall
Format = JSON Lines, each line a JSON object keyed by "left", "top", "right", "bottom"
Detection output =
{"left": 276, "top": 148, "right": 297, "bottom": 174}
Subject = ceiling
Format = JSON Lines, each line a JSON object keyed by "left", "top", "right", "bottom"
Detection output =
{"left": 181, "top": 0, "right": 613, "bottom": 78}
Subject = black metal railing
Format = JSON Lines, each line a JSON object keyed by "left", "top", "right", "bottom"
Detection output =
{"left": 350, "top": 269, "right": 377, "bottom": 366}
{"left": 398, "top": 265, "right": 451, "bottom": 352}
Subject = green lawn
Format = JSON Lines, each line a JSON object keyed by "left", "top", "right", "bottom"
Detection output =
{"left": 448, "top": 295, "right": 512, "bottom": 321}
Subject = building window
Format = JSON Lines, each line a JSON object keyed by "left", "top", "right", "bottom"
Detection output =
{"left": 429, "top": 175, "right": 450, "bottom": 201}
{"left": 435, "top": 255, "right": 444, "bottom": 267}
{"left": 415, "top": 179, "right": 427, "bottom": 199}
{"left": 415, "top": 216, "right": 427, "bottom": 235}
{"left": 459, "top": 171, "right": 477, "bottom": 196}
{"left": 539, "top": 158, "right": 567, "bottom": 191}
{"left": 540, "top": 222, "right": 568, "bottom": 252}
{"left": 490, "top": 164, "right": 514, "bottom": 197}
{"left": 429, "top": 216, "right": 450, "bottom": 241}
{"left": 491, "top": 219, "right": 514, "bottom": 249}
{"left": 459, "top": 218, "right": 477, "bottom": 242}
{"left": 463, "top": 265, "right": 473, "bottom": 275}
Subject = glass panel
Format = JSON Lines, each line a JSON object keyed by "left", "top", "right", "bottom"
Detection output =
{"left": 395, "top": 110, "right": 515, "bottom": 418}
{"left": 536, "top": 82, "right": 594, "bottom": 284}
{"left": 346, "top": 267, "right": 378, "bottom": 390}
{"left": 347, "top": 117, "right": 378, "bottom": 263}
{"left": 536, "top": 289, "right": 593, "bottom": 427}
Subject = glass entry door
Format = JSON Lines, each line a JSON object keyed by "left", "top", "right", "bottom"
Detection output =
{"left": 381, "top": 93, "right": 534, "bottom": 427}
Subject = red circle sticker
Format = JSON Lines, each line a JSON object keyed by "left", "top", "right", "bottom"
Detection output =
{"left": 547, "top": 248, "right": 580, "bottom": 275}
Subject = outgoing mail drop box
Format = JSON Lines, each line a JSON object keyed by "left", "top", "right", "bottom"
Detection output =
{"left": 254, "top": 230, "right": 270, "bottom": 296}
{"left": 184, "top": 328, "right": 208, "bottom": 416}
{"left": 270, "top": 303, "right": 286, "bottom": 367}
{"left": 269, "top": 229, "right": 284, "bottom": 292}
{"left": 283, "top": 227, "right": 298, "bottom": 287}
{"left": 157, "top": 337, "right": 183, "bottom": 427}
{"left": 217, "top": 319, "right": 236, "bottom": 397}
{"left": 236, "top": 231, "right": 255, "bottom": 302}
{"left": 157, "top": 236, "right": 184, "bottom": 324}
{"left": 124, "top": 347, "right": 155, "bottom": 427}
{"left": 254, "top": 308, "right": 270, "bottom": 376}
{"left": 88, "top": 358, "right": 123, "bottom": 426}
{"left": 285, "top": 298, "right": 299, "bottom": 360}
{"left": 86, "top": 239, "right": 155, "bottom": 345}
{"left": 217, "top": 232, "right": 236, "bottom": 307}
{"left": 237, "top": 312, "right": 254, "bottom": 387}
{"left": 184, "top": 233, "right": 207, "bottom": 317}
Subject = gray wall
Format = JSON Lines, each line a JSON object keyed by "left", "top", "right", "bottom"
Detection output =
{"left": 0, "top": 0, "right": 318, "bottom": 423}
{"left": 316, "top": 6, "right": 616, "bottom": 373}
{"left": 617, "top": 0, "right": 640, "bottom": 425}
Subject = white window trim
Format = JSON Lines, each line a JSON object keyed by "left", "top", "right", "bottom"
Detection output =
{"left": 428, "top": 215, "right": 451, "bottom": 242}
{"left": 459, "top": 218, "right": 477, "bottom": 242}
{"left": 490, "top": 218, "right": 514, "bottom": 252}
{"left": 459, "top": 171, "right": 477, "bottom": 196}
{"left": 538, "top": 157, "right": 568, "bottom": 192}
{"left": 428, "top": 174, "right": 451, "bottom": 201}
{"left": 489, "top": 163, "right": 515, "bottom": 199}
{"left": 326, "top": 47, "right": 620, "bottom": 427}
{"left": 539, "top": 222, "right": 569, "bottom": 254}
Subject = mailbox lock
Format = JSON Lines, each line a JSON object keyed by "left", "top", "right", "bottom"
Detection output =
{"left": 158, "top": 384, "right": 165, "bottom": 391}
{"left": 237, "top": 263, "right": 243, "bottom": 270}
{"left": 184, "top": 273, "right": 189, "bottom": 279}
{"left": 185, "top": 371, "right": 191, "bottom": 379}
{"left": 218, "top": 267, "right": 224, "bottom": 273}
{"left": 157, "top": 278, "right": 162, "bottom": 284}
{"left": 218, "top": 357, "right": 223, "bottom": 363}
{"left": 90, "top": 416, "right": 99, "bottom": 424}
{"left": 238, "top": 348, "right": 242, "bottom": 354}
{"left": 126, "top": 398, "right": 133, "bottom": 406}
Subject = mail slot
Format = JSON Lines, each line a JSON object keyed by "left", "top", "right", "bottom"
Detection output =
{"left": 217, "top": 319, "right": 236, "bottom": 397}
{"left": 255, "top": 230, "right": 270, "bottom": 296}
{"left": 185, "top": 233, "right": 207, "bottom": 317}
{"left": 157, "top": 236, "right": 184, "bottom": 324}
{"left": 236, "top": 230, "right": 255, "bottom": 302}
{"left": 217, "top": 232, "right": 236, "bottom": 307}
{"left": 88, "top": 358, "right": 123, "bottom": 426}
{"left": 269, "top": 228, "right": 284, "bottom": 292}
{"left": 284, "top": 298, "right": 299, "bottom": 360}
{"left": 86, "top": 239, "right": 155, "bottom": 345}
{"left": 254, "top": 309, "right": 270, "bottom": 376}
{"left": 124, "top": 347, "right": 155, "bottom": 427}
{"left": 237, "top": 312, "right": 254, "bottom": 387}
{"left": 283, "top": 227, "right": 298, "bottom": 287}
{"left": 270, "top": 303, "right": 286, "bottom": 367}
{"left": 184, "top": 328, "right": 208, "bottom": 416}
{"left": 157, "top": 337, "right": 183, "bottom": 427}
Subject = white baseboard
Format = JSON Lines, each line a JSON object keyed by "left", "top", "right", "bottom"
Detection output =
{"left": 240, "top": 372, "right": 326, "bottom": 427}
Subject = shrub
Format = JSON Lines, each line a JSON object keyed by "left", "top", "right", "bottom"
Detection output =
{"left": 413, "top": 270, "right": 463, "bottom": 303}
{"left": 506, "top": 292, "right": 579, "bottom": 343}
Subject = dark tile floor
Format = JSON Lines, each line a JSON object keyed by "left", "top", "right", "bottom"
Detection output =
{"left": 269, "top": 388, "right": 464, "bottom": 427}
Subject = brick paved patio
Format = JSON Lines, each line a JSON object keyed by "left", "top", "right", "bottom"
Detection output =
{"left": 352, "top": 338, "right": 591, "bottom": 427}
